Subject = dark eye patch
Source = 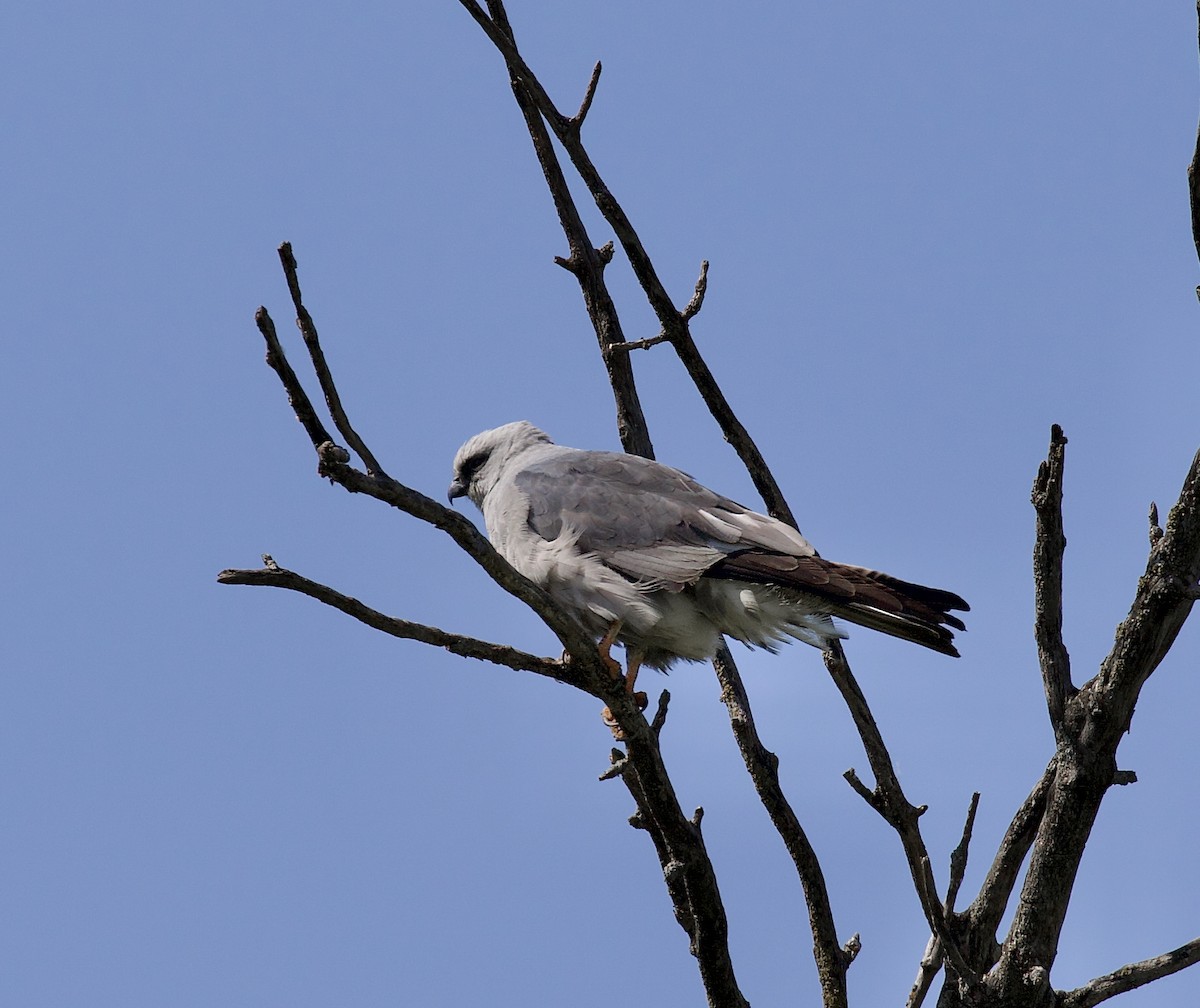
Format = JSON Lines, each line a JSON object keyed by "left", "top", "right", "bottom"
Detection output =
{"left": 457, "top": 451, "right": 488, "bottom": 483}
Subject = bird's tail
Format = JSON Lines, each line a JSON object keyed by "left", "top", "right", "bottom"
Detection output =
{"left": 712, "top": 553, "right": 969, "bottom": 657}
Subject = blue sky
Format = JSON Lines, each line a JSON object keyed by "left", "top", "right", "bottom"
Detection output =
{"left": 4, "top": 2, "right": 1198, "bottom": 1005}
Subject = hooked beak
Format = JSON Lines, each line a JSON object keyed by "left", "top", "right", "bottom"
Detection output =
{"left": 447, "top": 479, "right": 467, "bottom": 504}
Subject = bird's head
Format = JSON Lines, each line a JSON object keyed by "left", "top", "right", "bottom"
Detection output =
{"left": 448, "top": 421, "right": 552, "bottom": 507}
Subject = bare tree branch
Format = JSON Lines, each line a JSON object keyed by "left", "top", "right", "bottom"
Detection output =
{"left": 825, "top": 645, "right": 977, "bottom": 989}
{"left": 956, "top": 757, "right": 1055, "bottom": 975}
{"left": 945, "top": 792, "right": 980, "bottom": 917}
{"left": 218, "top": 556, "right": 575, "bottom": 683}
{"left": 1060, "top": 937, "right": 1200, "bottom": 1008}
{"left": 712, "top": 643, "right": 851, "bottom": 1008}
{"left": 1031, "top": 424, "right": 1075, "bottom": 735}
{"left": 1189, "top": 2, "right": 1200, "bottom": 268}
{"left": 475, "top": 0, "right": 652, "bottom": 459}
{"left": 250, "top": 291, "right": 604, "bottom": 678}
{"left": 569, "top": 60, "right": 602, "bottom": 128}
{"left": 247, "top": 242, "right": 753, "bottom": 1008}
{"left": 255, "top": 305, "right": 334, "bottom": 449}
{"left": 277, "top": 243, "right": 388, "bottom": 478}
{"left": 988, "top": 443, "right": 1200, "bottom": 1002}
{"left": 907, "top": 934, "right": 942, "bottom": 1008}
{"left": 461, "top": 0, "right": 798, "bottom": 528}
{"left": 681, "top": 260, "right": 710, "bottom": 321}
{"left": 456, "top": 9, "right": 755, "bottom": 1005}
{"left": 904, "top": 793, "right": 980, "bottom": 1008}
{"left": 619, "top": 715, "right": 750, "bottom": 1008}
{"left": 230, "top": 8, "right": 1200, "bottom": 1007}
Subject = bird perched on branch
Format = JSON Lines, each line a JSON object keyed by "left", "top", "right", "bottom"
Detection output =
{"left": 449, "top": 421, "right": 968, "bottom": 693}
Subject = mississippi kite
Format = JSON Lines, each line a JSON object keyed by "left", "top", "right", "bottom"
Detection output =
{"left": 449, "top": 421, "right": 968, "bottom": 688}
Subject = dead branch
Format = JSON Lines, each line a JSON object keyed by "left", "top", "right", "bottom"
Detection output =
{"left": 1031, "top": 424, "right": 1076, "bottom": 735}
{"left": 277, "top": 243, "right": 387, "bottom": 478}
{"left": 244, "top": 243, "right": 752, "bottom": 1008}
{"left": 957, "top": 758, "right": 1056, "bottom": 974}
{"left": 826, "top": 644, "right": 976, "bottom": 989}
{"left": 227, "top": 6, "right": 1200, "bottom": 1007}
{"left": 474, "top": 0, "right": 652, "bottom": 460}
{"left": 461, "top": 0, "right": 798, "bottom": 528}
{"left": 217, "top": 556, "right": 573, "bottom": 683}
{"left": 713, "top": 643, "right": 851, "bottom": 1008}
{"left": 1060, "top": 937, "right": 1200, "bottom": 1008}
{"left": 985, "top": 442, "right": 1200, "bottom": 1003}
{"left": 251, "top": 272, "right": 606, "bottom": 685}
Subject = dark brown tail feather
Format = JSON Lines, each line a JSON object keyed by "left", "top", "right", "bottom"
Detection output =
{"left": 709, "top": 552, "right": 969, "bottom": 657}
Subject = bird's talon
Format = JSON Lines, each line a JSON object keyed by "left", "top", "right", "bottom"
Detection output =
{"left": 600, "top": 706, "right": 627, "bottom": 740}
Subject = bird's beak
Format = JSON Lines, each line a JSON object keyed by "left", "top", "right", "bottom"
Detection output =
{"left": 447, "top": 479, "right": 466, "bottom": 504}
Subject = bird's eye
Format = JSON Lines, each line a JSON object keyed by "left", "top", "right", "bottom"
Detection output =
{"left": 458, "top": 451, "right": 487, "bottom": 482}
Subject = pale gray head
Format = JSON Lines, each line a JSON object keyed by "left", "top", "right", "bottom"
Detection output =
{"left": 448, "top": 421, "right": 553, "bottom": 507}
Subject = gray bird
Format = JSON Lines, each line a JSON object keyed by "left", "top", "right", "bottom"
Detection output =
{"left": 449, "top": 421, "right": 967, "bottom": 690}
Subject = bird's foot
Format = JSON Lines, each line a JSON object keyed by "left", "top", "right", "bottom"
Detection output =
{"left": 599, "top": 691, "right": 648, "bottom": 741}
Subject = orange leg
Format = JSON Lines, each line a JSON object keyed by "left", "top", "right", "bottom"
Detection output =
{"left": 597, "top": 620, "right": 624, "bottom": 680}
{"left": 624, "top": 651, "right": 648, "bottom": 712}
{"left": 624, "top": 651, "right": 642, "bottom": 694}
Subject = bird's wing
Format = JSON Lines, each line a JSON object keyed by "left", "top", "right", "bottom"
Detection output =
{"left": 513, "top": 449, "right": 818, "bottom": 591}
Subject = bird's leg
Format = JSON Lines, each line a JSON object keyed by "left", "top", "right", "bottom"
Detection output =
{"left": 597, "top": 620, "right": 624, "bottom": 680}
{"left": 598, "top": 626, "right": 650, "bottom": 736}
{"left": 624, "top": 652, "right": 648, "bottom": 712}
{"left": 600, "top": 649, "right": 650, "bottom": 737}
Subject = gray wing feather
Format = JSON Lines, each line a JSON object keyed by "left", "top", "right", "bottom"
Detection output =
{"left": 514, "top": 450, "right": 816, "bottom": 589}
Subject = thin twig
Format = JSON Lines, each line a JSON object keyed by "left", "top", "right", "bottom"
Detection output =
{"left": 906, "top": 793, "right": 980, "bottom": 1008}
{"left": 570, "top": 61, "right": 602, "bottom": 127}
{"left": 945, "top": 792, "right": 981, "bottom": 915}
{"left": 255, "top": 307, "right": 334, "bottom": 449}
{"left": 681, "top": 260, "right": 709, "bottom": 321}
{"left": 277, "top": 243, "right": 387, "bottom": 478}
{"left": 650, "top": 689, "right": 671, "bottom": 735}
{"left": 605, "top": 332, "right": 671, "bottom": 354}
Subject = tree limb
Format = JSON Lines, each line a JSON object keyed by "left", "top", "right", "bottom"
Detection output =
{"left": 217, "top": 556, "right": 577, "bottom": 684}
{"left": 988, "top": 443, "right": 1200, "bottom": 1001}
{"left": 712, "top": 642, "right": 851, "bottom": 1008}
{"left": 957, "top": 757, "right": 1055, "bottom": 973}
{"left": 250, "top": 286, "right": 604, "bottom": 681}
{"left": 1031, "top": 424, "right": 1075, "bottom": 736}
{"left": 462, "top": 0, "right": 798, "bottom": 528}
{"left": 1188, "top": 2, "right": 1200, "bottom": 268}
{"left": 1060, "top": 937, "right": 1200, "bottom": 1008}
{"left": 825, "top": 645, "right": 977, "bottom": 989}
{"left": 276, "top": 243, "right": 388, "bottom": 477}
{"left": 475, "top": 0, "right": 653, "bottom": 459}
